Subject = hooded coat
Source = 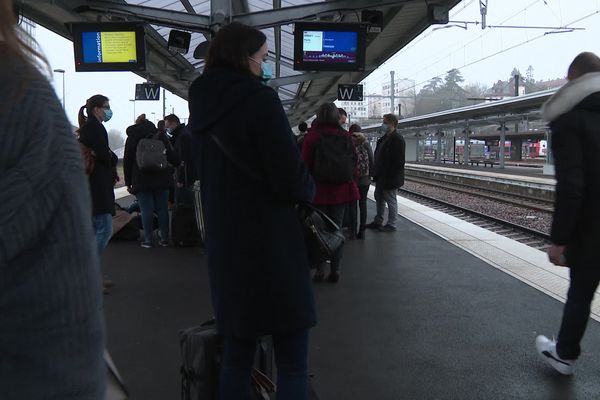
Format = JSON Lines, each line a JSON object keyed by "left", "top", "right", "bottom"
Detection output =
{"left": 542, "top": 72, "right": 600, "bottom": 268}
{"left": 188, "top": 68, "right": 316, "bottom": 337}
{"left": 123, "top": 120, "right": 179, "bottom": 193}
{"left": 352, "top": 131, "right": 374, "bottom": 187}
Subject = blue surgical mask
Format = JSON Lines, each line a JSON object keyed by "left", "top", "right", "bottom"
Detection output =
{"left": 249, "top": 57, "right": 272, "bottom": 84}
{"left": 103, "top": 108, "right": 113, "bottom": 122}
{"left": 165, "top": 127, "right": 172, "bottom": 135}
{"left": 379, "top": 123, "right": 388, "bottom": 134}
{"left": 260, "top": 62, "right": 273, "bottom": 83}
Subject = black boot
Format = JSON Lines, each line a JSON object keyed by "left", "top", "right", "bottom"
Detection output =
{"left": 357, "top": 225, "right": 365, "bottom": 240}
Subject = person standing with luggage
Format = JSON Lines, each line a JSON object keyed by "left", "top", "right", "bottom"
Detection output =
{"left": 0, "top": 2, "right": 105, "bottom": 396}
{"left": 535, "top": 52, "right": 600, "bottom": 375}
{"left": 349, "top": 124, "right": 373, "bottom": 240}
{"left": 366, "top": 113, "right": 405, "bottom": 232}
{"left": 188, "top": 22, "right": 316, "bottom": 399}
{"left": 124, "top": 114, "right": 180, "bottom": 248}
{"left": 301, "top": 103, "right": 360, "bottom": 282}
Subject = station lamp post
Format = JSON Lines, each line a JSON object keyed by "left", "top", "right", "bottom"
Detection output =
{"left": 129, "top": 99, "right": 136, "bottom": 123}
{"left": 53, "top": 69, "right": 65, "bottom": 110}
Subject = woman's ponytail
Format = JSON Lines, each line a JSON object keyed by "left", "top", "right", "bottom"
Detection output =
{"left": 78, "top": 105, "right": 87, "bottom": 129}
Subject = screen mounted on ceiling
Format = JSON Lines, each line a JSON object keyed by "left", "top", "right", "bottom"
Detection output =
{"left": 293, "top": 22, "right": 367, "bottom": 72}
{"left": 71, "top": 22, "right": 147, "bottom": 72}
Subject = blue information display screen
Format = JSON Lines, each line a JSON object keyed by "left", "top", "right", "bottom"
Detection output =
{"left": 302, "top": 30, "right": 358, "bottom": 64}
{"left": 81, "top": 31, "right": 138, "bottom": 64}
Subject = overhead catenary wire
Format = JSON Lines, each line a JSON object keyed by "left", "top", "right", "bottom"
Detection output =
{"left": 365, "top": 6, "right": 600, "bottom": 98}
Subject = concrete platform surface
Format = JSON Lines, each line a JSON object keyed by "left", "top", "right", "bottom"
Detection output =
{"left": 102, "top": 201, "right": 600, "bottom": 400}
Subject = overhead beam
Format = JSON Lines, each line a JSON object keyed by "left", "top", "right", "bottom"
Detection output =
{"left": 269, "top": 71, "right": 343, "bottom": 87}
{"left": 233, "top": 0, "right": 415, "bottom": 28}
{"left": 76, "top": 1, "right": 211, "bottom": 32}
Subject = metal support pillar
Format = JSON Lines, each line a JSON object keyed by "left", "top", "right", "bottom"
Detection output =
{"left": 543, "top": 127, "right": 555, "bottom": 175}
{"left": 390, "top": 71, "right": 395, "bottom": 114}
{"left": 499, "top": 121, "right": 506, "bottom": 169}
{"left": 463, "top": 127, "right": 470, "bottom": 165}
{"left": 436, "top": 131, "right": 443, "bottom": 163}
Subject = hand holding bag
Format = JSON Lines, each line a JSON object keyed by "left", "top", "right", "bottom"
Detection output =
{"left": 298, "top": 203, "right": 345, "bottom": 266}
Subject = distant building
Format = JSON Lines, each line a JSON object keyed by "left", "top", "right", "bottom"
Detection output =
{"left": 368, "top": 94, "right": 383, "bottom": 118}
{"left": 382, "top": 78, "right": 415, "bottom": 117}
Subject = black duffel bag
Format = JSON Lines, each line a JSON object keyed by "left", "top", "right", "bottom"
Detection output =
{"left": 298, "top": 203, "right": 345, "bottom": 266}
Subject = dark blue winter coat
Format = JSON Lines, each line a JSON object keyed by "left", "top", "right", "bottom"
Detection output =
{"left": 188, "top": 68, "right": 316, "bottom": 337}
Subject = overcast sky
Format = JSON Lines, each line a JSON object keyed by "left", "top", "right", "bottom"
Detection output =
{"left": 363, "top": 0, "right": 600, "bottom": 92}
{"left": 34, "top": 0, "right": 600, "bottom": 133}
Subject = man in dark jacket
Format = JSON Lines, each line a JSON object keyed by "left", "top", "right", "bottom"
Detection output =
{"left": 366, "top": 113, "right": 406, "bottom": 232}
{"left": 165, "top": 114, "right": 195, "bottom": 189}
{"left": 535, "top": 52, "right": 600, "bottom": 376}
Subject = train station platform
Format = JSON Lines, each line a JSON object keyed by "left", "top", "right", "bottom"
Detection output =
{"left": 103, "top": 194, "right": 600, "bottom": 399}
{"left": 412, "top": 160, "right": 553, "bottom": 180}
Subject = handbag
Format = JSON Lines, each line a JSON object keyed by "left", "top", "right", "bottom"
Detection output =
{"left": 209, "top": 133, "right": 344, "bottom": 265}
{"left": 298, "top": 203, "right": 345, "bottom": 266}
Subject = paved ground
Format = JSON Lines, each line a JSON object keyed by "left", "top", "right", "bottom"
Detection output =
{"left": 102, "top": 201, "right": 600, "bottom": 399}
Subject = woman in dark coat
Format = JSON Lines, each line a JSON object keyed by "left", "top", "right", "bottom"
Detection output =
{"left": 78, "top": 94, "right": 118, "bottom": 256}
{"left": 301, "top": 103, "right": 360, "bottom": 282}
{"left": 124, "top": 114, "right": 179, "bottom": 247}
{"left": 188, "top": 23, "right": 316, "bottom": 399}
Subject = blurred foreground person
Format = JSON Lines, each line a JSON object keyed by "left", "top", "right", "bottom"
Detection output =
{"left": 0, "top": 1, "right": 105, "bottom": 397}
{"left": 536, "top": 51, "right": 600, "bottom": 375}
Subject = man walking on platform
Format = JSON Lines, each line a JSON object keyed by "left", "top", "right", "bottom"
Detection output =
{"left": 366, "top": 113, "right": 405, "bottom": 232}
{"left": 535, "top": 52, "right": 600, "bottom": 375}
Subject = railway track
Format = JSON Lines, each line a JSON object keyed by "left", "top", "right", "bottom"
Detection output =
{"left": 398, "top": 188, "right": 552, "bottom": 251}
{"left": 404, "top": 174, "right": 554, "bottom": 213}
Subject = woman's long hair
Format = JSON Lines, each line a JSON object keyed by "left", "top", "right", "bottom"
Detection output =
{"left": 0, "top": 0, "right": 51, "bottom": 98}
{"left": 204, "top": 22, "right": 266, "bottom": 76}
{"left": 78, "top": 95, "right": 109, "bottom": 129}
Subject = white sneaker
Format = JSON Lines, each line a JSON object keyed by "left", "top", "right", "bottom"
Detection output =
{"left": 535, "top": 335, "right": 575, "bottom": 375}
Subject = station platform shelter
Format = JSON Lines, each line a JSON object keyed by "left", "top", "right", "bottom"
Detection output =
{"left": 104, "top": 190, "right": 600, "bottom": 399}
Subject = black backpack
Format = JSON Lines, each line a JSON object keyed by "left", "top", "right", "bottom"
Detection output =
{"left": 312, "top": 132, "right": 356, "bottom": 184}
{"left": 136, "top": 134, "right": 169, "bottom": 172}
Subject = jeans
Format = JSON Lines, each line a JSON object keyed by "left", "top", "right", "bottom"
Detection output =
{"left": 220, "top": 330, "right": 309, "bottom": 400}
{"left": 556, "top": 266, "right": 600, "bottom": 360}
{"left": 316, "top": 203, "right": 346, "bottom": 274}
{"left": 92, "top": 213, "right": 113, "bottom": 257}
{"left": 373, "top": 184, "right": 398, "bottom": 228}
{"left": 136, "top": 190, "right": 170, "bottom": 243}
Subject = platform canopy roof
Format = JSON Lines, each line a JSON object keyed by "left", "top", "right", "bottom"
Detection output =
{"left": 21, "top": 0, "right": 462, "bottom": 125}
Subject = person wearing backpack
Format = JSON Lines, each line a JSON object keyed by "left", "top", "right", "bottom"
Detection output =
{"left": 124, "top": 114, "right": 180, "bottom": 248}
{"left": 302, "top": 103, "right": 360, "bottom": 283}
{"left": 349, "top": 124, "right": 373, "bottom": 240}
{"left": 366, "top": 113, "right": 406, "bottom": 232}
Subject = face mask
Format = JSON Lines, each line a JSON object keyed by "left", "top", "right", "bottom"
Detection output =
{"left": 379, "top": 123, "right": 388, "bottom": 134}
{"left": 165, "top": 127, "right": 172, "bottom": 135}
{"left": 260, "top": 62, "right": 273, "bottom": 83}
{"left": 341, "top": 123, "right": 349, "bottom": 130}
{"left": 249, "top": 57, "right": 272, "bottom": 84}
{"left": 103, "top": 108, "right": 113, "bottom": 122}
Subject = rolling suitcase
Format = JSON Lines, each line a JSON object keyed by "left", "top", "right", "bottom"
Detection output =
{"left": 172, "top": 166, "right": 200, "bottom": 247}
{"left": 180, "top": 320, "right": 276, "bottom": 400}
